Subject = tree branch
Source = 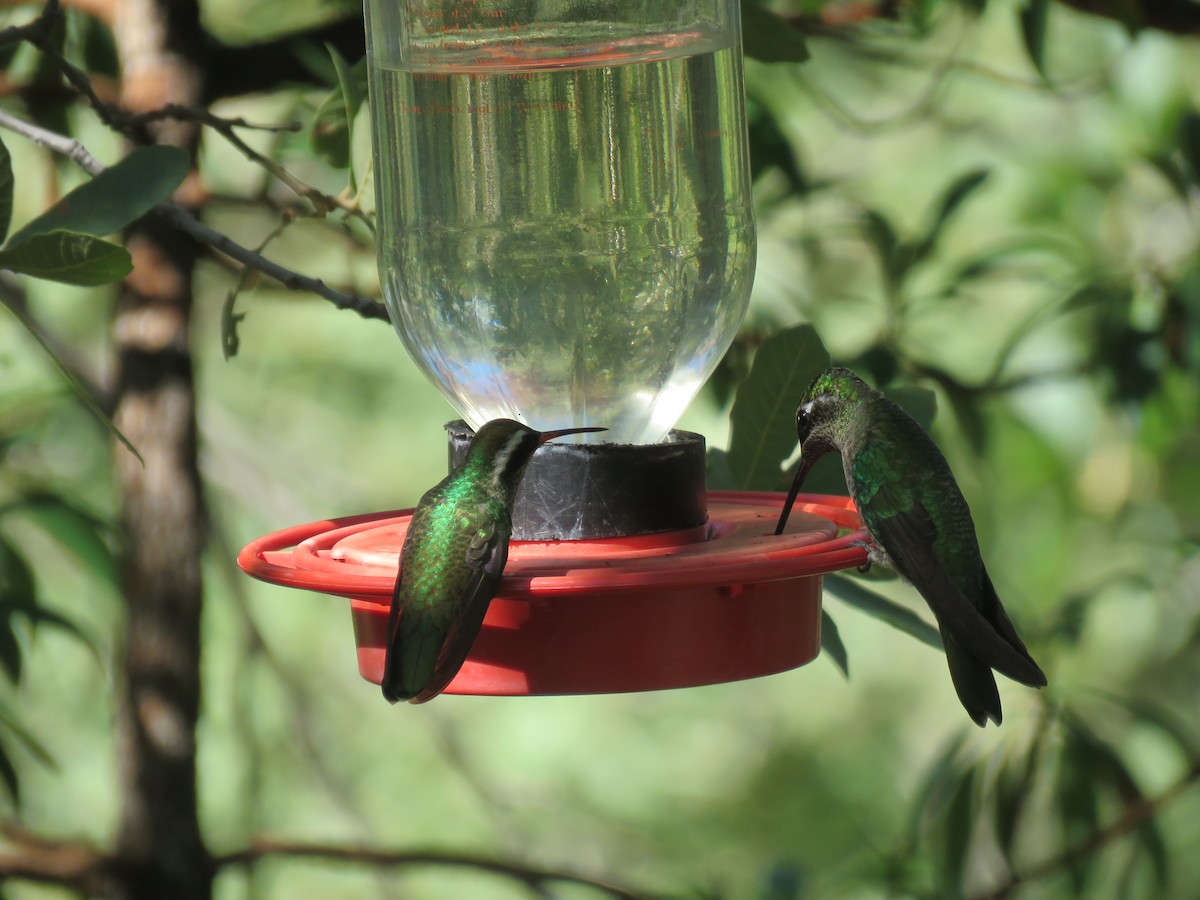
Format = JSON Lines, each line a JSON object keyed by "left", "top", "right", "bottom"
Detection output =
{"left": 974, "top": 761, "right": 1200, "bottom": 899}
{"left": 0, "top": 107, "right": 389, "bottom": 322}
{"left": 0, "top": 827, "right": 650, "bottom": 900}
{"left": 214, "top": 840, "right": 650, "bottom": 899}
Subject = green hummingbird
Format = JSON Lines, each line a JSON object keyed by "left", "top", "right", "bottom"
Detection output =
{"left": 774, "top": 368, "right": 1046, "bottom": 726}
{"left": 382, "top": 418, "right": 606, "bottom": 704}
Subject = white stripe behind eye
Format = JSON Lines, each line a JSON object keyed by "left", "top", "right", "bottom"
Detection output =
{"left": 491, "top": 430, "right": 528, "bottom": 491}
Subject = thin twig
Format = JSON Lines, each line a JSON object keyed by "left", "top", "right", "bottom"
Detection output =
{"left": 0, "top": 825, "right": 651, "bottom": 899}
{"left": 18, "top": 9, "right": 362, "bottom": 216}
{"left": 214, "top": 840, "right": 651, "bottom": 899}
{"left": 0, "top": 107, "right": 389, "bottom": 321}
{"left": 116, "top": 105, "right": 300, "bottom": 134}
{"left": 0, "top": 0, "right": 58, "bottom": 48}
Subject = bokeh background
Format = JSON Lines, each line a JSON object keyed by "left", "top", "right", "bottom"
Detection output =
{"left": 1, "top": 0, "right": 1199, "bottom": 897}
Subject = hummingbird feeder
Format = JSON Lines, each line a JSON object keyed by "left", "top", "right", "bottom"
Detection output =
{"left": 239, "top": 0, "right": 872, "bottom": 696}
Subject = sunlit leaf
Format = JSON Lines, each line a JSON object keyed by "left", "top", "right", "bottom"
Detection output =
{"left": 0, "top": 231, "right": 132, "bottom": 286}
{"left": 741, "top": 2, "right": 810, "bottom": 63}
{"left": 825, "top": 574, "right": 944, "bottom": 650}
{"left": 350, "top": 91, "right": 376, "bottom": 216}
{"left": 727, "top": 324, "right": 830, "bottom": 490}
{"left": 819, "top": 608, "right": 849, "bottom": 678}
{"left": 5, "top": 146, "right": 188, "bottom": 246}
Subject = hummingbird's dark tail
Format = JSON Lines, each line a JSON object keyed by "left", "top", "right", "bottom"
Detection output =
{"left": 939, "top": 567, "right": 1047, "bottom": 726}
{"left": 942, "top": 628, "right": 1003, "bottom": 726}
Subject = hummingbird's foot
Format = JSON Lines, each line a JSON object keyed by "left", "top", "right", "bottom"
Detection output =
{"left": 848, "top": 537, "right": 892, "bottom": 573}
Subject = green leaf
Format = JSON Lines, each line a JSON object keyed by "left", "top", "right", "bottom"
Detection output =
{"left": 0, "top": 740, "right": 18, "bottom": 803}
{"left": 311, "top": 49, "right": 368, "bottom": 170}
{"left": 330, "top": 45, "right": 366, "bottom": 127}
{"left": 6, "top": 146, "right": 188, "bottom": 247}
{"left": 22, "top": 606, "right": 94, "bottom": 652}
{"left": 0, "top": 133, "right": 12, "bottom": 244}
{"left": 0, "top": 536, "right": 36, "bottom": 613}
{"left": 907, "top": 732, "right": 970, "bottom": 843}
{"left": 825, "top": 574, "right": 944, "bottom": 651}
{"left": 0, "top": 697, "right": 55, "bottom": 767}
{"left": 819, "top": 608, "right": 849, "bottom": 678}
{"left": 941, "top": 768, "right": 975, "bottom": 895}
{"left": 0, "top": 300, "right": 143, "bottom": 464}
{"left": 706, "top": 447, "right": 735, "bottom": 491}
{"left": 1058, "top": 722, "right": 1105, "bottom": 892}
{"left": 1146, "top": 153, "right": 1192, "bottom": 204}
{"left": 0, "top": 230, "right": 132, "bottom": 286}
{"left": 741, "top": 2, "right": 810, "bottom": 64}
{"left": 0, "top": 537, "right": 35, "bottom": 684}
{"left": 0, "top": 626, "right": 20, "bottom": 684}
{"left": 1019, "top": 0, "right": 1050, "bottom": 80}
{"left": 727, "top": 323, "right": 830, "bottom": 490}
{"left": 17, "top": 493, "right": 116, "bottom": 586}
{"left": 884, "top": 385, "right": 938, "bottom": 433}
{"left": 861, "top": 209, "right": 910, "bottom": 291}
{"left": 747, "top": 94, "right": 807, "bottom": 195}
{"left": 350, "top": 90, "right": 376, "bottom": 215}
{"left": 912, "top": 169, "right": 990, "bottom": 266}
{"left": 1180, "top": 112, "right": 1200, "bottom": 185}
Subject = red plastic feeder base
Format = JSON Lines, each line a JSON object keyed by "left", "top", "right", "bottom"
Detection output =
{"left": 237, "top": 491, "right": 868, "bottom": 696}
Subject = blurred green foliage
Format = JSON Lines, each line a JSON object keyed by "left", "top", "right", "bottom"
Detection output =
{"left": 1, "top": 0, "right": 1200, "bottom": 897}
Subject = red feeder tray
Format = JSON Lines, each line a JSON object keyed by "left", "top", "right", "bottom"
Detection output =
{"left": 237, "top": 491, "right": 868, "bottom": 696}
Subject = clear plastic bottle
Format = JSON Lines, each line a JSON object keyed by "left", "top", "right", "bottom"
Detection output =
{"left": 365, "top": 2, "right": 755, "bottom": 444}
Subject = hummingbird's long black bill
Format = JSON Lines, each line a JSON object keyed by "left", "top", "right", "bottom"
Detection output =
{"left": 774, "top": 453, "right": 817, "bottom": 535}
{"left": 537, "top": 426, "right": 607, "bottom": 444}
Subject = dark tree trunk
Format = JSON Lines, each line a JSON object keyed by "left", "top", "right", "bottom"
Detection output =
{"left": 109, "top": 1, "right": 211, "bottom": 897}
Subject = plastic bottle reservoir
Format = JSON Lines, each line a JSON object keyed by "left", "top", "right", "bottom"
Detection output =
{"left": 367, "top": 8, "right": 756, "bottom": 445}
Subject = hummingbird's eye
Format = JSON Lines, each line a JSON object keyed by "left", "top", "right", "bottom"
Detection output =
{"left": 796, "top": 405, "right": 809, "bottom": 429}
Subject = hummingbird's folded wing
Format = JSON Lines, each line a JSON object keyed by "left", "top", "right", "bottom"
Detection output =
{"left": 868, "top": 501, "right": 1046, "bottom": 688}
{"left": 408, "top": 511, "right": 511, "bottom": 703}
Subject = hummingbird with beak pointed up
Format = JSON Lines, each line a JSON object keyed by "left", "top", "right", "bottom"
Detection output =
{"left": 775, "top": 368, "right": 1046, "bottom": 726}
{"left": 383, "top": 418, "right": 606, "bottom": 704}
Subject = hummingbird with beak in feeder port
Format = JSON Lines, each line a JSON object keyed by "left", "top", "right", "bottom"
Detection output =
{"left": 774, "top": 367, "right": 1046, "bottom": 726}
{"left": 382, "top": 418, "right": 606, "bottom": 704}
